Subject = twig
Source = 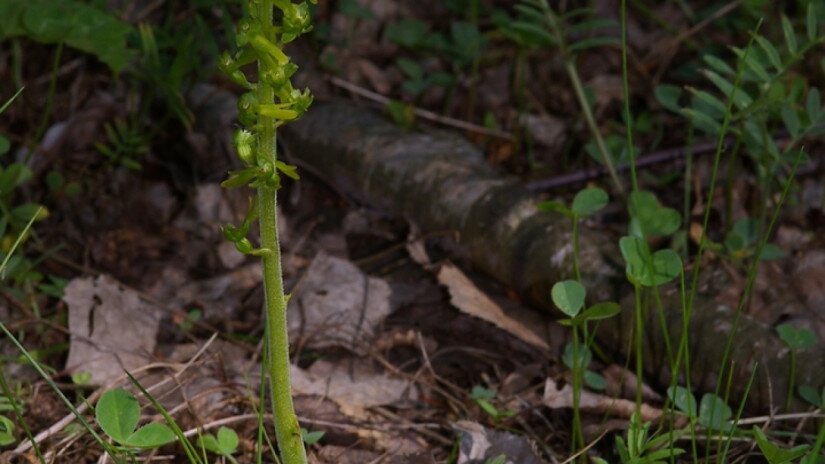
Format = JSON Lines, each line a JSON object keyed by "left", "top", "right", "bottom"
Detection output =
{"left": 328, "top": 75, "right": 513, "bottom": 140}
{"left": 525, "top": 140, "right": 723, "bottom": 191}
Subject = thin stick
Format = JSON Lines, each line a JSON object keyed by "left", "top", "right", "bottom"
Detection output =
{"left": 328, "top": 75, "right": 513, "bottom": 140}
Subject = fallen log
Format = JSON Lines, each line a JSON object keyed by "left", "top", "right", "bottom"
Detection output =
{"left": 281, "top": 100, "right": 825, "bottom": 413}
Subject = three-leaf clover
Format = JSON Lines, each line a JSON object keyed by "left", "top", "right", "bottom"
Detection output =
{"left": 95, "top": 388, "right": 176, "bottom": 448}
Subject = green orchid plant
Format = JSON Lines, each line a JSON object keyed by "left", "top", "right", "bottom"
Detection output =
{"left": 219, "top": 1, "right": 315, "bottom": 463}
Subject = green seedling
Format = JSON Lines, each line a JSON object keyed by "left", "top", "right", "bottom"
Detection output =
{"left": 541, "top": 187, "right": 618, "bottom": 457}
{"left": 95, "top": 388, "right": 176, "bottom": 449}
{"left": 220, "top": 1, "right": 315, "bottom": 463}
{"left": 94, "top": 118, "right": 150, "bottom": 171}
{"left": 723, "top": 217, "right": 784, "bottom": 261}
{"left": 776, "top": 323, "right": 817, "bottom": 410}
{"left": 199, "top": 426, "right": 240, "bottom": 463}
{"left": 552, "top": 279, "right": 619, "bottom": 454}
{"left": 470, "top": 385, "right": 515, "bottom": 421}
{"left": 697, "top": 393, "right": 733, "bottom": 433}
{"left": 300, "top": 428, "right": 324, "bottom": 445}
{"left": 614, "top": 413, "right": 685, "bottom": 464}
{"left": 177, "top": 308, "right": 202, "bottom": 332}
{"left": 666, "top": 385, "right": 697, "bottom": 418}
{"left": 395, "top": 58, "right": 454, "bottom": 97}
{"left": 753, "top": 426, "right": 810, "bottom": 464}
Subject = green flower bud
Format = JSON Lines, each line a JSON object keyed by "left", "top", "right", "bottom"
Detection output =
{"left": 234, "top": 129, "right": 256, "bottom": 165}
{"left": 238, "top": 92, "right": 259, "bottom": 127}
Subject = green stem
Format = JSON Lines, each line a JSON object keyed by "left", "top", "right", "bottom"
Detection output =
{"left": 571, "top": 325, "right": 584, "bottom": 459}
{"left": 256, "top": 3, "right": 306, "bottom": 463}
{"left": 565, "top": 59, "right": 624, "bottom": 195}
{"left": 258, "top": 96, "right": 307, "bottom": 464}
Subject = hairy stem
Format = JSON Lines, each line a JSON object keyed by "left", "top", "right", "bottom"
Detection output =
{"left": 256, "top": 3, "right": 306, "bottom": 463}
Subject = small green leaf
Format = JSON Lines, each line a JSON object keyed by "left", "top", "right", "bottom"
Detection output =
{"left": 667, "top": 386, "right": 697, "bottom": 417}
{"left": 123, "top": 422, "right": 176, "bottom": 448}
{"left": 798, "top": 385, "right": 822, "bottom": 408}
{"left": 753, "top": 426, "right": 810, "bottom": 464}
{"left": 698, "top": 393, "right": 732, "bottom": 432}
{"left": 782, "top": 15, "right": 798, "bottom": 55}
{"left": 199, "top": 434, "right": 221, "bottom": 454}
{"left": 776, "top": 323, "right": 817, "bottom": 350}
{"left": 551, "top": 280, "right": 586, "bottom": 317}
{"left": 725, "top": 218, "right": 757, "bottom": 251}
{"left": 221, "top": 168, "right": 259, "bottom": 189}
{"left": 619, "top": 236, "right": 682, "bottom": 287}
{"left": 301, "top": 428, "right": 325, "bottom": 445}
{"left": 562, "top": 343, "right": 592, "bottom": 371}
{"left": 758, "top": 244, "right": 785, "bottom": 261}
{"left": 681, "top": 107, "right": 721, "bottom": 135}
{"left": 703, "top": 54, "right": 735, "bottom": 76}
{"left": 579, "top": 302, "right": 621, "bottom": 321}
{"left": 471, "top": 385, "right": 496, "bottom": 400}
{"left": 754, "top": 35, "right": 782, "bottom": 71}
{"left": 96, "top": 388, "right": 140, "bottom": 443}
{"left": 216, "top": 426, "right": 239, "bottom": 453}
{"left": 688, "top": 88, "right": 727, "bottom": 117}
{"left": 584, "top": 370, "right": 607, "bottom": 391}
{"left": 0, "top": 135, "right": 9, "bottom": 156}
{"left": 0, "top": 416, "right": 15, "bottom": 446}
{"left": 781, "top": 107, "right": 801, "bottom": 138}
{"left": 627, "top": 191, "right": 681, "bottom": 237}
{"left": 571, "top": 187, "right": 608, "bottom": 216}
{"left": 654, "top": 84, "right": 682, "bottom": 113}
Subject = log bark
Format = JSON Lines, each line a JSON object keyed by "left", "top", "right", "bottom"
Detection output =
{"left": 281, "top": 100, "right": 825, "bottom": 413}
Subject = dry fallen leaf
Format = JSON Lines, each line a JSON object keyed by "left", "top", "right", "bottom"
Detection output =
{"left": 437, "top": 262, "right": 550, "bottom": 351}
{"left": 287, "top": 252, "right": 393, "bottom": 350}
{"left": 543, "top": 378, "right": 662, "bottom": 423}
{"left": 452, "top": 420, "right": 543, "bottom": 464}
{"left": 64, "top": 275, "right": 163, "bottom": 385}
{"left": 290, "top": 358, "right": 414, "bottom": 418}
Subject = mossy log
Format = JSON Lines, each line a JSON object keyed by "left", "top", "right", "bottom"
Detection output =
{"left": 281, "top": 100, "right": 825, "bottom": 412}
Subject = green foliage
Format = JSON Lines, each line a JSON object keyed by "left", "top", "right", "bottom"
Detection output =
{"left": 551, "top": 280, "right": 586, "bottom": 317}
{"left": 94, "top": 118, "right": 150, "bottom": 171}
{"left": 199, "top": 426, "right": 240, "bottom": 462}
{"left": 753, "top": 426, "right": 810, "bottom": 464}
{"left": 798, "top": 384, "right": 825, "bottom": 408}
{"left": 697, "top": 393, "right": 733, "bottom": 432}
{"left": 619, "top": 236, "right": 681, "bottom": 287}
{"left": 667, "top": 386, "right": 697, "bottom": 417}
{"left": 470, "top": 385, "right": 515, "bottom": 420}
{"left": 0, "top": 0, "right": 133, "bottom": 72}
{"left": 396, "top": 58, "right": 454, "bottom": 96}
{"left": 221, "top": 1, "right": 315, "bottom": 462}
{"left": 300, "top": 428, "right": 325, "bottom": 445}
{"left": 493, "top": 2, "right": 618, "bottom": 54}
{"left": 659, "top": 3, "right": 825, "bottom": 188}
{"left": 95, "top": 388, "right": 176, "bottom": 449}
{"left": 776, "top": 323, "right": 817, "bottom": 350}
{"left": 615, "top": 413, "right": 685, "bottom": 464}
